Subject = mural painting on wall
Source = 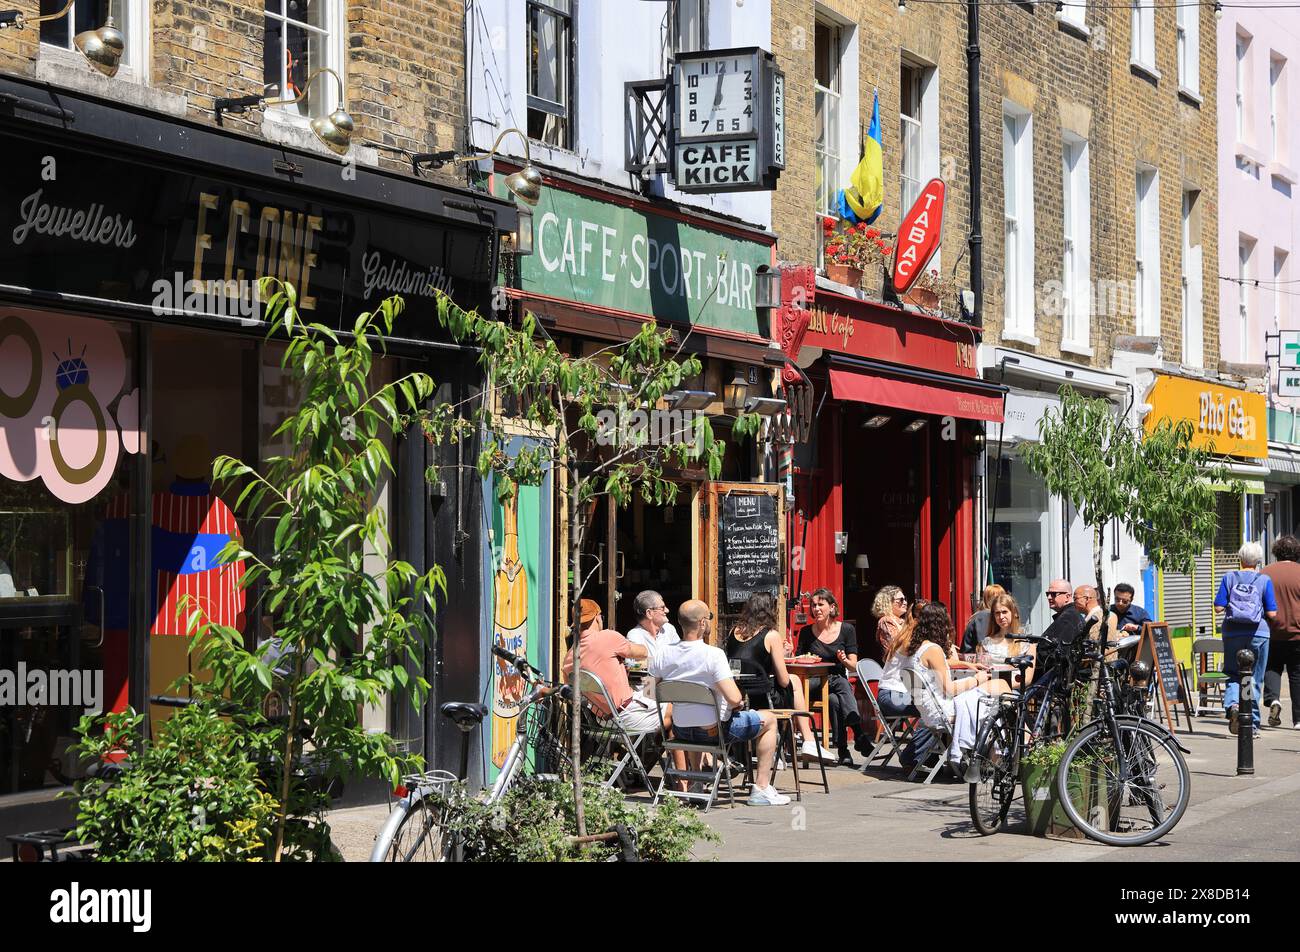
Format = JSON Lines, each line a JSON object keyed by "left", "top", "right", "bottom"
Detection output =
{"left": 492, "top": 489, "right": 530, "bottom": 769}
{"left": 0, "top": 311, "right": 140, "bottom": 504}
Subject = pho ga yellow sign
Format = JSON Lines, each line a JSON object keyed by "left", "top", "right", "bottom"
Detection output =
{"left": 1144, "top": 374, "right": 1266, "bottom": 459}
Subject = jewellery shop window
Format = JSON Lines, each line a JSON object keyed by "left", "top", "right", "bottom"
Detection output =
{"left": 0, "top": 312, "right": 141, "bottom": 796}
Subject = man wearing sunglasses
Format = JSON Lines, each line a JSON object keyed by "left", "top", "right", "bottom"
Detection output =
{"left": 1040, "top": 578, "right": 1085, "bottom": 646}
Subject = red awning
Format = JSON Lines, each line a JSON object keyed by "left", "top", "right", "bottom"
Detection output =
{"left": 829, "top": 367, "right": 1004, "bottom": 423}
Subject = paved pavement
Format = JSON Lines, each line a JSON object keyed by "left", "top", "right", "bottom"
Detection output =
{"left": 329, "top": 701, "right": 1300, "bottom": 861}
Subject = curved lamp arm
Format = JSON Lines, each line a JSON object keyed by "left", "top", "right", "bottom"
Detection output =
{"left": 455, "top": 127, "right": 533, "bottom": 167}
{"left": 5, "top": 0, "right": 74, "bottom": 27}
{"left": 264, "top": 67, "right": 345, "bottom": 109}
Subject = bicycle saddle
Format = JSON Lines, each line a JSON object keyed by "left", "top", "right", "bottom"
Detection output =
{"left": 1005, "top": 654, "right": 1034, "bottom": 667}
{"left": 439, "top": 702, "right": 489, "bottom": 730}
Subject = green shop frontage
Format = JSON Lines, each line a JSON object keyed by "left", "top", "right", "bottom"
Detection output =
{"left": 482, "top": 168, "right": 785, "bottom": 776}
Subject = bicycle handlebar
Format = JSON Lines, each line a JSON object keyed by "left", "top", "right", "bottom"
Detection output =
{"left": 492, "top": 643, "right": 542, "bottom": 679}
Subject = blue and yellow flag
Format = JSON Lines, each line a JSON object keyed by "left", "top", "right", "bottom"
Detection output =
{"left": 838, "top": 90, "right": 883, "bottom": 224}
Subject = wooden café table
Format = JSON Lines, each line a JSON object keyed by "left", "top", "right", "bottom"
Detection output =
{"left": 786, "top": 658, "right": 835, "bottom": 748}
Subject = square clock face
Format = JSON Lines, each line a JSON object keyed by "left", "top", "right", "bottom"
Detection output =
{"left": 676, "top": 51, "right": 761, "bottom": 139}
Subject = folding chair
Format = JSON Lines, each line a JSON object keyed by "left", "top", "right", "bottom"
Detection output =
{"left": 651, "top": 680, "right": 736, "bottom": 811}
{"left": 899, "top": 667, "right": 954, "bottom": 785}
{"left": 855, "top": 659, "right": 917, "bottom": 771}
{"left": 577, "top": 670, "right": 659, "bottom": 793}
{"left": 1192, "top": 636, "right": 1230, "bottom": 716}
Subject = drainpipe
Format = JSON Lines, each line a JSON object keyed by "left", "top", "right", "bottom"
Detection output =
{"left": 967, "top": 0, "right": 983, "bottom": 327}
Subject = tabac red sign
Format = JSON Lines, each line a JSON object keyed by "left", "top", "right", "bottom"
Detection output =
{"left": 891, "top": 178, "right": 946, "bottom": 294}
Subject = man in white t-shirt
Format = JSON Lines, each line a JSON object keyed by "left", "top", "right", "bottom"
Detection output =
{"left": 647, "top": 599, "right": 789, "bottom": 806}
{"left": 626, "top": 590, "right": 681, "bottom": 659}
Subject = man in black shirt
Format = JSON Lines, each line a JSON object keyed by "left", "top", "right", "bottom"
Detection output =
{"left": 1041, "top": 578, "right": 1085, "bottom": 646}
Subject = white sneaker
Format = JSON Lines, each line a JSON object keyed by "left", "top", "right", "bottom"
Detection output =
{"left": 1269, "top": 700, "right": 1283, "bottom": 727}
{"left": 800, "top": 739, "right": 836, "bottom": 763}
{"left": 747, "top": 784, "right": 792, "bottom": 807}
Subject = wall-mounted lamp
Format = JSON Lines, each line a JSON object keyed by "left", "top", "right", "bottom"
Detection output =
{"left": 862, "top": 415, "right": 891, "bottom": 429}
{"left": 214, "top": 68, "right": 354, "bottom": 155}
{"left": 903, "top": 418, "right": 928, "bottom": 433}
{"left": 504, "top": 206, "right": 535, "bottom": 257}
{"left": 665, "top": 390, "right": 717, "bottom": 411}
{"left": 1214, "top": 1, "right": 1223, "bottom": 19}
{"left": 743, "top": 396, "right": 787, "bottom": 417}
{"left": 724, "top": 370, "right": 749, "bottom": 412}
{"left": 412, "top": 128, "right": 543, "bottom": 207}
{"left": 0, "top": 0, "right": 123, "bottom": 76}
{"left": 854, "top": 553, "right": 870, "bottom": 587}
{"left": 755, "top": 266, "right": 782, "bottom": 310}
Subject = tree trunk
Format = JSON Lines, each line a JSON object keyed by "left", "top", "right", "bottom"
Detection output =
{"left": 272, "top": 645, "right": 305, "bottom": 862}
{"left": 567, "top": 460, "right": 587, "bottom": 837}
{"left": 1093, "top": 522, "right": 1107, "bottom": 609}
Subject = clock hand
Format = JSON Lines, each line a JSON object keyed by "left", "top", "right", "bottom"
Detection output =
{"left": 713, "top": 72, "right": 724, "bottom": 108}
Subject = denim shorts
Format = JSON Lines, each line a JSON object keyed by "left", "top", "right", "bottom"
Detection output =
{"left": 674, "top": 709, "right": 763, "bottom": 744}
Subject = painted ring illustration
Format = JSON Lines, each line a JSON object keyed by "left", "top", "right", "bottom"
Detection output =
{"left": 49, "top": 384, "right": 108, "bottom": 485}
{"left": 0, "top": 315, "right": 42, "bottom": 419}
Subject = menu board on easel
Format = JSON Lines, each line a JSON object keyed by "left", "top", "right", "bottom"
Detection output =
{"left": 1136, "top": 622, "right": 1183, "bottom": 731}
{"left": 720, "top": 492, "right": 781, "bottom": 605}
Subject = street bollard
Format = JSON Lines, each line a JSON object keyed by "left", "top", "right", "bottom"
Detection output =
{"left": 1237, "top": 648, "right": 1256, "bottom": 776}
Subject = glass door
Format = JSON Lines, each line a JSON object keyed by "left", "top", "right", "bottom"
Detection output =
{"left": 0, "top": 310, "right": 142, "bottom": 796}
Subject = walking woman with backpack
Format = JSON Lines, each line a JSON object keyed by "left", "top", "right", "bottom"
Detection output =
{"left": 1214, "top": 542, "right": 1279, "bottom": 736}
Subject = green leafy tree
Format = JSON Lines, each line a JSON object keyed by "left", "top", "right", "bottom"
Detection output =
{"left": 181, "top": 279, "right": 444, "bottom": 861}
{"left": 1022, "top": 385, "right": 1238, "bottom": 604}
{"left": 424, "top": 289, "right": 760, "bottom": 835}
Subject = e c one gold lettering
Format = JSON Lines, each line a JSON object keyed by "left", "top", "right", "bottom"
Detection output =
{"left": 197, "top": 194, "right": 319, "bottom": 311}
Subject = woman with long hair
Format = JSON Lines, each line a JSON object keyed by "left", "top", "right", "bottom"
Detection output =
{"left": 796, "top": 588, "right": 861, "bottom": 766}
{"left": 895, "top": 602, "right": 1010, "bottom": 768}
{"left": 981, "top": 593, "right": 1036, "bottom": 686}
{"left": 872, "top": 585, "right": 908, "bottom": 658}
{"left": 726, "top": 592, "right": 829, "bottom": 763}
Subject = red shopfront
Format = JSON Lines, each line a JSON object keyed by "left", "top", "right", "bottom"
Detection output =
{"left": 782, "top": 279, "right": 1004, "bottom": 656}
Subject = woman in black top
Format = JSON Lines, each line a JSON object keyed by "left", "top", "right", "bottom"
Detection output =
{"left": 796, "top": 587, "right": 862, "bottom": 766}
{"left": 726, "top": 593, "right": 829, "bottom": 763}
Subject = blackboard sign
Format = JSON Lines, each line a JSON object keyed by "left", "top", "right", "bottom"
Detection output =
{"left": 721, "top": 493, "right": 780, "bottom": 605}
{"left": 1137, "top": 622, "right": 1183, "bottom": 731}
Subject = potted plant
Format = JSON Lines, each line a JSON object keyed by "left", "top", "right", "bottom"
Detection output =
{"left": 1020, "top": 739, "right": 1107, "bottom": 839}
{"left": 821, "top": 216, "right": 892, "bottom": 291}
{"left": 901, "top": 268, "right": 956, "bottom": 314}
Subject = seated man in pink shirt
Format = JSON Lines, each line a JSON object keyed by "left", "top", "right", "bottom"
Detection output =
{"left": 562, "top": 598, "right": 663, "bottom": 734}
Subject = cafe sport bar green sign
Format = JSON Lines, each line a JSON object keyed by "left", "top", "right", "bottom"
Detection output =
{"left": 498, "top": 181, "right": 772, "bottom": 336}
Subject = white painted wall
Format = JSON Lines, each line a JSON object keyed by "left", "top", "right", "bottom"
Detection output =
{"left": 466, "top": 0, "right": 773, "bottom": 229}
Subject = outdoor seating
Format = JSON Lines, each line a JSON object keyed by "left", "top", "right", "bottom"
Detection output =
{"left": 1192, "top": 636, "right": 1230, "bottom": 716}
{"left": 577, "top": 669, "right": 659, "bottom": 794}
{"left": 651, "top": 679, "right": 736, "bottom": 811}
{"left": 855, "top": 658, "right": 918, "bottom": 771}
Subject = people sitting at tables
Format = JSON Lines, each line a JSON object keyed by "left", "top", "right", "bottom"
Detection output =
{"left": 649, "top": 599, "right": 790, "bottom": 806}
{"left": 1075, "top": 584, "right": 1120, "bottom": 653}
{"left": 627, "top": 589, "right": 680, "bottom": 659}
{"left": 1109, "top": 583, "right": 1151, "bottom": 636}
{"left": 725, "top": 591, "right": 830, "bottom": 764}
{"left": 872, "top": 585, "right": 908, "bottom": 659}
{"left": 796, "top": 588, "right": 862, "bottom": 767}
{"left": 961, "top": 583, "right": 1005, "bottom": 654}
{"left": 895, "top": 601, "right": 1010, "bottom": 769}
{"left": 979, "top": 593, "right": 1036, "bottom": 686}
{"left": 562, "top": 598, "right": 664, "bottom": 735}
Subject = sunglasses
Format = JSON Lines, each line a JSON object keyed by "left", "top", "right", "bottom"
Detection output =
{"left": 892, "top": 596, "right": 907, "bottom": 603}
{"left": 1047, "top": 590, "right": 1070, "bottom": 597}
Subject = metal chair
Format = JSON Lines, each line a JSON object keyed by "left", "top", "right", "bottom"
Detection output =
{"left": 855, "top": 658, "right": 917, "bottom": 771}
{"left": 1192, "top": 636, "right": 1230, "bottom": 715}
{"left": 651, "top": 680, "right": 736, "bottom": 811}
{"left": 577, "top": 670, "right": 659, "bottom": 793}
{"left": 899, "top": 667, "right": 954, "bottom": 785}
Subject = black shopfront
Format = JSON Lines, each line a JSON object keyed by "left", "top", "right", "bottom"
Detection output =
{"left": 0, "top": 76, "right": 513, "bottom": 836}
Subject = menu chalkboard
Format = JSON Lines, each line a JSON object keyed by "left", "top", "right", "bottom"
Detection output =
{"left": 721, "top": 493, "right": 780, "bottom": 605}
{"left": 1137, "top": 622, "right": 1183, "bottom": 730}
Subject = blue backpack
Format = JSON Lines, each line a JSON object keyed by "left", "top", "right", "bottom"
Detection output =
{"left": 1225, "top": 571, "right": 1266, "bottom": 625}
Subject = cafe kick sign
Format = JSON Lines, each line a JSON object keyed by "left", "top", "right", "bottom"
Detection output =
{"left": 891, "top": 178, "right": 945, "bottom": 295}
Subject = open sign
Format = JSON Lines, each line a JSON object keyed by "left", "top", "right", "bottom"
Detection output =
{"left": 892, "top": 178, "right": 946, "bottom": 295}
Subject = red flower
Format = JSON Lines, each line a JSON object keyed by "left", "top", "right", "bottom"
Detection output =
{"left": 822, "top": 216, "right": 836, "bottom": 232}
{"left": 866, "top": 228, "right": 880, "bottom": 239}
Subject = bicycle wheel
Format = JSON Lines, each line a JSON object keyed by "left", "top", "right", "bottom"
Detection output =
{"left": 968, "top": 710, "right": 1018, "bottom": 835}
{"left": 373, "top": 797, "right": 448, "bottom": 862}
{"left": 1056, "top": 720, "right": 1190, "bottom": 847}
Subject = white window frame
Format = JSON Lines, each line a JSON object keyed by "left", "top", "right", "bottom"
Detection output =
{"left": 1181, "top": 190, "right": 1203, "bottom": 369}
{"left": 1176, "top": 0, "right": 1199, "bottom": 97}
{"left": 1003, "top": 104, "right": 1035, "bottom": 341}
{"left": 1135, "top": 167, "right": 1160, "bottom": 338}
{"left": 526, "top": 0, "right": 576, "bottom": 150}
{"left": 1274, "top": 248, "right": 1288, "bottom": 334}
{"left": 1130, "top": 0, "right": 1157, "bottom": 77}
{"left": 813, "top": 15, "right": 858, "bottom": 267}
{"left": 1237, "top": 31, "right": 1252, "bottom": 145}
{"left": 1057, "top": 0, "right": 1087, "bottom": 33}
{"left": 1061, "top": 135, "right": 1091, "bottom": 353}
{"left": 39, "top": 0, "right": 149, "bottom": 82}
{"left": 815, "top": 20, "right": 843, "bottom": 268}
{"left": 1271, "top": 54, "right": 1286, "bottom": 162}
{"left": 674, "top": 0, "right": 709, "bottom": 55}
{"left": 262, "top": 0, "right": 345, "bottom": 121}
{"left": 1239, "top": 236, "right": 1255, "bottom": 362}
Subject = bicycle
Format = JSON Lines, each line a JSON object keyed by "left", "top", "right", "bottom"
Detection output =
{"left": 370, "top": 644, "right": 575, "bottom": 862}
{"left": 1054, "top": 632, "right": 1191, "bottom": 846}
